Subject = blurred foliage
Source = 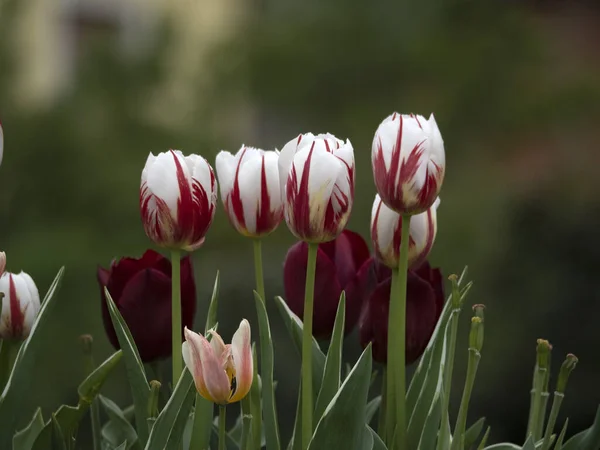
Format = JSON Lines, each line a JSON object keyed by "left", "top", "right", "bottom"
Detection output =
{"left": 0, "top": 0, "right": 599, "bottom": 444}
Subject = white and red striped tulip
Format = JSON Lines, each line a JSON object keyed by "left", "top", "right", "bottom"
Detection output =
{"left": 371, "top": 194, "right": 440, "bottom": 269}
{"left": 215, "top": 146, "right": 283, "bottom": 237}
{"left": 278, "top": 133, "right": 355, "bottom": 243}
{"left": 182, "top": 319, "right": 253, "bottom": 405}
{"left": 0, "top": 271, "right": 41, "bottom": 340}
{"left": 140, "top": 150, "right": 217, "bottom": 252}
{"left": 372, "top": 113, "right": 445, "bottom": 215}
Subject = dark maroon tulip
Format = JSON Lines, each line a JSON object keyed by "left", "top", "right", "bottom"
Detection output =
{"left": 97, "top": 249, "right": 196, "bottom": 362}
{"left": 283, "top": 229, "right": 371, "bottom": 339}
{"left": 357, "top": 258, "right": 444, "bottom": 365}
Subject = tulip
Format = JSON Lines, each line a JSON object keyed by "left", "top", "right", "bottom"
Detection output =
{"left": 97, "top": 249, "right": 197, "bottom": 362}
{"left": 182, "top": 319, "right": 253, "bottom": 405}
{"left": 278, "top": 132, "right": 355, "bottom": 243}
{"left": 372, "top": 113, "right": 445, "bottom": 215}
{"left": 215, "top": 145, "right": 283, "bottom": 237}
{"left": 371, "top": 195, "right": 440, "bottom": 269}
{"left": 283, "top": 229, "right": 371, "bottom": 339}
{"left": 0, "top": 271, "right": 41, "bottom": 340}
{"left": 357, "top": 258, "right": 444, "bottom": 364}
{"left": 140, "top": 149, "right": 217, "bottom": 251}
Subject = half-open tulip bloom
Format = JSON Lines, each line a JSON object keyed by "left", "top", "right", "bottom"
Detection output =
{"left": 278, "top": 133, "right": 354, "bottom": 243}
{"left": 372, "top": 113, "right": 445, "bottom": 215}
{"left": 358, "top": 259, "right": 444, "bottom": 364}
{"left": 98, "top": 250, "right": 197, "bottom": 362}
{"left": 140, "top": 150, "right": 217, "bottom": 251}
{"left": 371, "top": 195, "right": 440, "bottom": 269}
{"left": 0, "top": 271, "right": 41, "bottom": 340}
{"left": 183, "top": 320, "right": 253, "bottom": 405}
{"left": 283, "top": 230, "right": 370, "bottom": 339}
{"left": 215, "top": 146, "right": 283, "bottom": 237}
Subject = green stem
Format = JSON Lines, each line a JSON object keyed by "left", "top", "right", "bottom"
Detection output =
{"left": 387, "top": 213, "right": 411, "bottom": 449}
{"left": 253, "top": 239, "right": 280, "bottom": 450}
{"left": 301, "top": 243, "right": 318, "bottom": 450}
{"left": 527, "top": 366, "right": 546, "bottom": 440}
{"left": 240, "top": 395, "right": 252, "bottom": 450}
{"left": 437, "top": 307, "right": 461, "bottom": 450}
{"left": 450, "top": 348, "right": 481, "bottom": 450}
{"left": 541, "top": 392, "right": 564, "bottom": 450}
{"left": 377, "top": 368, "right": 387, "bottom": 439}
{"left": 171, "top": 250, "right": 182, "bottom": 386}
{"left": 219, "top": 405, "right": 227, "bottom": 450}
{"left": 0, "top": 339, "right": 21, "bottom": 393}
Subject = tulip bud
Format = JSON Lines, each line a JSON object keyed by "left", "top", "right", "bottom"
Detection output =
{"left": 215, "top": 146, "right": 284, "bottom": 237}
{"left": 97, "top": 249, "right": 197, "bottom": 362}
{"left": 0, "top": 271, "right": 41, "bottom": 340}
{"left": 278, "top": 132, "right": 355, "bottom": 243}
{"left": 0, "top": 252, "right": 6, "bottom": 278}
{"left": 556, "top": 354, "right": 578, "bottom": 394}
{"left": 140, "top": 149, "right": 217, "bottom": 251}
{"left": 358, "top": 259, "right": 445, "bottom": 364}
{"left": 283, "top": 229, "right": 370, "bottom": 339}
{"left": 372, "top": 112, "right": 445, "bottom": 214}
{"left": 371, "top": 194, "right": 439, "bottom": 269}
{"left": 182, "top": 319, "right": 253, "bottom": 405}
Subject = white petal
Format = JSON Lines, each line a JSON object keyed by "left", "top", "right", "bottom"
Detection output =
{"left": 215, "top": 151, "right": 236, "bottom": 201}
{"left": 278, "top": 135, "right": 302, "bottom": 199}
{"left": 0, "top": 273, "right": 10, "bottom": 338}
{"left": 145, "top": 151, "right": 189, "bottom": 217}
{"left": 371, "top": 195, "right": 399, "bottom": 258}
{"left": 186, "top": 154, "right": 217, "bottom": 209}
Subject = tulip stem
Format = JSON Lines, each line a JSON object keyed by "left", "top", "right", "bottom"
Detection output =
{"left": 253, "top": 239, "right": 266, "bottom": 301}
{"left": 171, "top": 250, "right": 182, "bottom": 386}
{"left": 218, "top": 405, "right": 227, "bottom": 450}
{"left": 301, "top": 243, "right": 318, "bottom": 450}
{"left": 387, "top": 213, "right": 411, "bottom": 450}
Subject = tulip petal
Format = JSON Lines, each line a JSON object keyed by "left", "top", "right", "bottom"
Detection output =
{"left": 208, "top": 330, "right": 228, "bottom": 359}
{"left": 278, "top": 133, "right": 315, "bottom": 203}
{"left": 182, "top": 329, "right": 211, "bottom": 400}
{"left": 215, "top": 150, "right": 237, "bottom": 200}
{"left": 229, "top": 319, "right": 253, "bottom": 403}
{"left": 145, "top": 150, "right": 189, "bottom": 217}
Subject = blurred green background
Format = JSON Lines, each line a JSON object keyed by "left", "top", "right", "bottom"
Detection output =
{"left": 1, "top": 0, "right": 599, "bottom": 445}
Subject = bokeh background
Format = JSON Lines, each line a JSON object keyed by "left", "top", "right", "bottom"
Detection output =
{"left": 1, "top": 0, "right": 599, "bottom": 445}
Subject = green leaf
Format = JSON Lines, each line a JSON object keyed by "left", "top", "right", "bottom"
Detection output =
{"left": 145, "top": 369, "right": 195, "bottom": 450}
{"left": 307, "top": 345, "right": 373, "bottom": 450}
{"left": 464, "top": 417, "right": 486, "bottom": 450}
{"left": 210, "top": 423, "right": 240, "bottom": 450}
{"left": 314, "top": 293, "right": 346, "bottom": 425}
{"left": 115, "top": 443, "right": 128, "bottom": 450}
{"left": 366, "top": 396, "right": 382, "bottom": 426}
{"left": 253, "top": 291, "right": 281, "bottom": 450}
{"left": 104, "top": 287, "right": 151, "bottom": 445}
{"left": 478, "top": 427, "right": 491, "bottom": 449}
{"left": 554, "top": 419, "right": 568, "bottom": 450}
{"left": 562, "top": 405, "right": 600, "bottom": 450}
{"left": 288, "top": 383, "right": 303, "bottom": 450}
{"left": 205, "top": 271, "right": 220, "bottom": 332}
{"left": 369, "top": 425, "right": 388, "bottom": 450}
{"left": 51, "top": 414, "right": 67, "bottom": 450}
{"left": 0, "top": 267, "right": 65, "bottom": 449}
{"left": 249, "top": 345, "right": 262, "bottom": 450}
{"left": 484, "top": 445, "right": 521, "bottom": 449}
{"left": 13, "top": 408, "right": 45, "bottom": 450}
{"left": 275, "top": 295, "right": 326, "bottom": 399}
{"left": 522, "top": 435, "right": 535, "bottom": 450}
{"left": 99, "top": 395, "right": 140, "bottom": 450}
{"left": 79, "top": 351, "right": 123, "bottom": 403}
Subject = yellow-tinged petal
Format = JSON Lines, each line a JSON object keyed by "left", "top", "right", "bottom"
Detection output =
{"left": 228, "top": 319, "right": 253, "bottom": 403}
{"left": 182, "top": 328, "right": 211, "bottom": 400}
{"left": 209, "top": 329, "right": 227, "bottom": 358}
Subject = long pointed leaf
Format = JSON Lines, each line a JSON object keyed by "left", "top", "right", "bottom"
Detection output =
{"left": 562, "top": 405, "right": 600, "bottom": 450}
{"left": 554, "top": 419, "right": 568, "bottom": 450}
{"left": 105, "top": 287, "right": 151, "bottom": 444}
{"left": 13, "top": 408, "right": 45, "bottom": 450}
{"left": 99, "top": 396, "right": 140, "bottom": 450}
{"left": 464, "top": 417, "right": 486, "bottom": 450}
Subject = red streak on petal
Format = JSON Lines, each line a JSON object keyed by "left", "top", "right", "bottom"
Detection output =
{"left": 412, "top": 208, "right": 435, "bottom": 268}
{"left": 371, "top": 200, "right": 383, "bottom": 257}
{"left": 324, "top": 139, "right": 331, "bottom": 153}
{"left": 172, "top": 150, "right": 195, "bottom": 242}
{"left": 255, "top": 154, "right": 274, "bottom": 234}
{"left": 287, "top": 144, "right": 315, "bottom": 239}
{"left": 9, "top": 274, "right": 25, "bottom": 337}
{"left": 228, "top": 147, "right": 248, "bottom": 232}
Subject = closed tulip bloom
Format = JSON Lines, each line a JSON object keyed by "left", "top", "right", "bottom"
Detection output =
{"left": 278, "top": 133, "right": 355, "bottom": 243}
{"left": 357, "top": 259, "right": 444, "bottom": 364}
{"left": 0, "top": 271, "right": 41, "bottom": 340}
{"left": 215, "top": 146, "right": 283, "bottom": 237}
{"left": 98, "top": 249, "right": 197, "bottom": 362}
{"left": 372, "top": 113, "right": 445, "bottom": 215}
{"left": 371, "top": 195, "right": 440, "bottom": 269}
{"left": 183, "top": 319, "right": 253, "bottom": 405}
{"left": 140, "top": 150, "right": 217, "bottom": 251}
{"left": 283, "top": 230, "right": 370, "bottom": 339}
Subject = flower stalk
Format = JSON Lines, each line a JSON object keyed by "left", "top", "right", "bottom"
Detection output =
{"left": 301, "top": 243, "right": 318, "bottom": 450}
{"left": 219, "top": 405, "right": 227, "bottom": 450}
{"left": 171, "top": 250, "right": 182, "bottom": 385}
{"left": 526, "top": 339, "right": 552, "bottom": 441}
{"left": 386, "top": 213, "right": 412, "bottom": 449}
{"left": 80, "top": 335, "right": 101, "bottom": 450}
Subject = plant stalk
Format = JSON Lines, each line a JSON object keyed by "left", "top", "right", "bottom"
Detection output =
{"left": 541, "top": 392, "right": 564, "bottom": 450}
{"left": 171, "top": 250, "right": 182, "bottom": 386}
{"left": 219, "top": 405, "right": 227, "bottom": 450}
{"left": 301, "top": 243, "right": 318, "bottom": 450}
{"left": 450, "top": 348, "right": 481, "bottom": 449}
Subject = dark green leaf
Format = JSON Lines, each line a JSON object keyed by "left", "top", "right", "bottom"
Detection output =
{"left": 13, "top": 408, "right": 45, "bottom": 450}
{"left": 254, "top": 291, "right": 281, "bottom": 449}
{"left": 464, "top": 417, "right": 486, "bottom": 450}
{"left": 483, "top": 444, "right": 521, "bottom": 449}
{"left": 477, "top": 427, "right": 491, "bottom": 449}
{"left": 204, "top": 271, "right": 220, "bottom": 333}
{"left": 562, "top": 405, "right": 600, "bottom": 450}
{"left": 366, "top": 396, "right": 382, "bottom": 426}
{"left": 0, "top": 267, "right": 64, "bottom": 449}
{"left": 249, "top": 345, "right": 263, "bottom": 450}
{"left": 51, "top": 414, "right": 67, "bottom": 450}
{"left": 79, "top": 351, "right": 123, "bottom": 403}
{"left": 554, "top": 419, "right": 568, "bottom": 450}
{"left": 274, "top": 296, "right": 326, "bottom": 399}
{"left": 104, "top": 288, "right": 151, "bottom": 445}
{"left": 288, "top": 383, "right": 302, "bottom": 450}
{"left": 522, "top": 435, "right": 535, "bottom": 450}
{"left": 99, "top": 396, "right": 139, "bottom": 450}
{"left": 210, "top": 423, "right": 239, "bottom": 450}
{"left": 307, "top": 345, "right": 373, "bottom": 450}
{"left": 370, "top": 426, "right": 388, "bottom": 450}
{"left": 144, "top": 369, "right": 195, "bottom": 450}
{"left": 314, "top": 293, "right": 346, "bottom": 425}
{"left": 114, "top": 443, "right": 128, "bottom": 450}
